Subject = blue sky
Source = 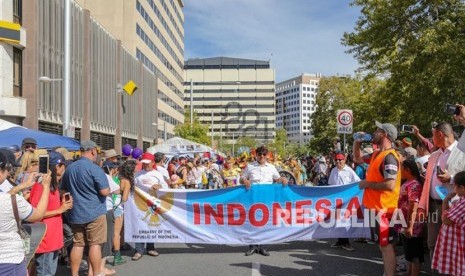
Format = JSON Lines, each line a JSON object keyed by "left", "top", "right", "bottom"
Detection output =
{"left": 183, "top": 0, "right": 360, "bottom": 82}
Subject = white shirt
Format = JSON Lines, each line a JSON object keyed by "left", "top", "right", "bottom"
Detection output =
{"left": 105, "top": 174, "right": 121, "bottom": 211}
{"left": 459, "top": 129, "right": 465, "bottom": 153}
{"left": 135, "top": 169, "right": 168, "bottom": 193}
{"left": 0, "top": 179, "right": 13, "bottom": 193}
{"left": 242, "top": 161, "right": 280, "bottom": 185}
{"left": 156, "top": 165, "right": 170, "bottom": 183}
{"left": 430, "top": 141, "right": 457, "bottom": 199}
{"left": 415, "top": 155, "right": 430, "bottom": 174}
{"left": 0, "top": 194, "right": 33, "bottom": 264}
{"left": 210, "top": 163, "right": 220, "bottom": 171}
{"left": 328, "top": 165, "right": 361, "bottom": 186}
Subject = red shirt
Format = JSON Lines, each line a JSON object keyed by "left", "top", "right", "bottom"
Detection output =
{"left": 29, "top": 183, "right": 63, "bottom": 253}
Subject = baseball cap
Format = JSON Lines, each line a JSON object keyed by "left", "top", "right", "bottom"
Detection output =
{"left": 402, "top": 137, "right": 412, "bottom": 146}
{"left": 80, "top": 140, "right": 98, "bottom": 151}
{"left": 49, "top": 151, "right": 65, "bottom": 166}
{"left": 334, "top": 153, "right": 345, "bottom": 160}
{"left": 375, "top": 121, "right": 398, "bottom": 141}
{"left": 22, "top": 137, "right": 37, "bottom": 146}
{"left": 140, "top": 153, "right": 154, "bottom": 164}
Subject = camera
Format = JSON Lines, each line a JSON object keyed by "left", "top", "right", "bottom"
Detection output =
{"left": 401, "top": 125, "right": 413, "bottom": 133}
{"left": 445, "top": 104, "right": 460, "bottom": 115}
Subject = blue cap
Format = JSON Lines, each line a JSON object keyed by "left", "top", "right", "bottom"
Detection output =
{"left": 103, "top": 160, "right": 119, "bottom": 168}
{"left": 49, "top": 151, "right": 65, "bottom": 166}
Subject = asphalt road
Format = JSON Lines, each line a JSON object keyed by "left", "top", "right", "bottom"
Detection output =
{"left": 56, "top": 240, "right": 432, "bottom": 276}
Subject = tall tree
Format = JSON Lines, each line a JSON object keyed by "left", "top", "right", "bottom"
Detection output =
{"left": 174, "top": 109, "right": 211, "bottom": 146}
{"left": 308, "top": 76, "right": 389, "bottom": 154}
{"left": 343, "top": 0, "right": 465, "bottom": 131}
{"left": 267, "top": 128, "right": 288, "bottom": 158}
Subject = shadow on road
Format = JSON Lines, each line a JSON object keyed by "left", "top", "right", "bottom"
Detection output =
{"left": 231, "top": 262, "right": 312, "bottom": 276}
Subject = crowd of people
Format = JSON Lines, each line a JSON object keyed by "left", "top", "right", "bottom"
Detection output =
{"left": 0, "top": 104, "right": 464, "bottom": 275}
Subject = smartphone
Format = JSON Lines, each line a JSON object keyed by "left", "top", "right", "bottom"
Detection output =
{"left": 446, "top": 104, "right": 460, "bottom": 115}
{"left": 64, "top": 192, "right": 71, "bottom": 201}
{"left": 401, "top": 125, "right": 413, "bottom": 133}
{"left": 437, "top": 165, "right": 444, "bottom": 175}
{"left": 38, "top": 154, "right": 49, "bottom": 174}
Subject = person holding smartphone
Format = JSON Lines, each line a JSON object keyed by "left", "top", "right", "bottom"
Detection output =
{"left": 0, "top": 152, "right": 51, "bottom": 276}
{"left": 28, "top": 151, "right": 73, "bottom": 276}
{"left": 418, "top": 122, "right": 465, "bottom": 270}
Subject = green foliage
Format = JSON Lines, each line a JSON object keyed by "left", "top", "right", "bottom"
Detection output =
{"left": 174, "top": 109, "right": 211, "bottom": 146}
{"left": 343, "top": 0, "right": 465, "bottom": 132}
{"left": 235, "top": 136, "right": 257, "bottom": 149}
{"left": 307, "top": 75, "right": 408, "bottom": 154}
{"left": 267, "top": 128, "right": 288, "bottom": 157}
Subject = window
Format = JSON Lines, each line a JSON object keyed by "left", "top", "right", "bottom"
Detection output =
{"left": 13, "top": 48, "right": 22, "bottom": 97}
{"left": 13, "top": 0, "right": 22, "bottom": 24}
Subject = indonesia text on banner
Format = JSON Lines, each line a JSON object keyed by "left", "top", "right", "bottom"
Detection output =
{"left": 124, "top": 183, "right": 370, "bottom": 244}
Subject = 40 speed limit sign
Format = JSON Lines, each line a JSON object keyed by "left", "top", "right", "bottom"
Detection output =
{"left": 337, "top": 109, "right": 353, "bottom": 134}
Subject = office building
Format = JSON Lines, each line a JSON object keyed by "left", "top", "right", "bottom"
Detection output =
{"left": 275, "top": 73, "right": 321, "bottom": 144}
{"left": 21, "top": 0, "right": 158, "bottom": 150}
{"left": 75, "top": 0, "right": 185, "bottom": 141}
{"left": 0, "top": 0, "right": 26, "bottom": 125}
{"left": 184, "top": 57, "right": 276, "bottom": 150}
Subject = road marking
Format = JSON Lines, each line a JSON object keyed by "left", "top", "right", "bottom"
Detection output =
{"left": 324, "top": 253, "right": 384, "bottom": 264}
{"left": 251, "top": 262, "right": 261, "bottom": 276}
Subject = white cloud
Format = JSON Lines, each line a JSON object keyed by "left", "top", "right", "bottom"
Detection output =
{"left": 184, "top": 0, "right": 360, "bottom": 81}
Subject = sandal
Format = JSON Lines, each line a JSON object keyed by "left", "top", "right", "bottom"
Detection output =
{"left": 147, "top": 250, "right": 159, "bottom": 257}
{"left": 131, "top": 252, "right": 143, "bottom": 261}
{"left": 104, "top": 268, "right": 116, "bottom": 276}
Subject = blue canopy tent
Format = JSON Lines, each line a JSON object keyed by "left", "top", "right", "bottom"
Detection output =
{"left": 0, "top": 119, "right": 80, "bottom": 150}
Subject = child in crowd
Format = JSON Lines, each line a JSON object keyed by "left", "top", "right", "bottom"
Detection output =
{"left": 397, "top": 159, "right": 424, "bottom": 276}
{"left": 432, "top": 171, "right": 465, "bottom": 275}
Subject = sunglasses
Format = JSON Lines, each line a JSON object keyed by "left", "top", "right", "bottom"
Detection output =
{"left": 24, "top": 144, "right": 36, "bottom": 149}
{"left": 257, "top": 152, "right": 268, "bottom": 156}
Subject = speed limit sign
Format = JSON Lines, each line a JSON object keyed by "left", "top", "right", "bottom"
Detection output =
{"left": 337, "top": 109, "right": 353, "bottom": 134}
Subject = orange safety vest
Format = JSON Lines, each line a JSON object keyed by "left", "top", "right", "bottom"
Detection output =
{"left": 363, "top": 148, "right": 401, "bottom": 214}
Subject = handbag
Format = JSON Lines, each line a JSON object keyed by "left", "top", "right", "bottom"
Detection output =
{"left": 11, "top": 194, "right": 31, "bottom": 255}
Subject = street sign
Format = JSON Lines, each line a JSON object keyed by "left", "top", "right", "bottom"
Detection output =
{"left": 337, "top": 109, "right": 353, "bottom": 134}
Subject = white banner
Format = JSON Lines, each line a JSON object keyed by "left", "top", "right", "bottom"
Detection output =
{"left": 124, "top": 184, "right": 372, "bottom": 244}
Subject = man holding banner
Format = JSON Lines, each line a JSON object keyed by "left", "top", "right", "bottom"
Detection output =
{"left": 132, "top": 153, "right": 168, "bottom": 261}
{"left": 353, "top": 122, "right": 401, "bottom": 276}
{"left": 240, "top": 145, "right": 288, "bottom": 256}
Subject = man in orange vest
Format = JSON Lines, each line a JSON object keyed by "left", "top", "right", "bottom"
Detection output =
{"left": 353, "top": 121, "right": 401, "bottom": 276}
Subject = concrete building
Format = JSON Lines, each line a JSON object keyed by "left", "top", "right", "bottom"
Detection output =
{"left": 75, "top": 0, "right": 185, "bottom": 142}
{"left": 0, "top": 0, "right": 27, "bottom": 125}
{"left": 275, "top": 73, "right": 321, "bottom": 144}
{"left": 20, "top": 0, "right": 159, "bottom": 151}
{"left": 184, "top": 57, "right": 276, "bottom": 151}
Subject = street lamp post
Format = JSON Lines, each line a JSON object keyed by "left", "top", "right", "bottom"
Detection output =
{"left": 152, "top": 122, "right": 167, "bottom": 142}
{"left": 63, "top": 0, "right": 71, "bottom": 137}
{"left": 190, "top": 79, "right": 193, "bottom": 129}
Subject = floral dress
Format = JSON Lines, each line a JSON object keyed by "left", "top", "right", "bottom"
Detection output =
{"left": 395, "top": 179, "right": 424, "bottom": 236}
